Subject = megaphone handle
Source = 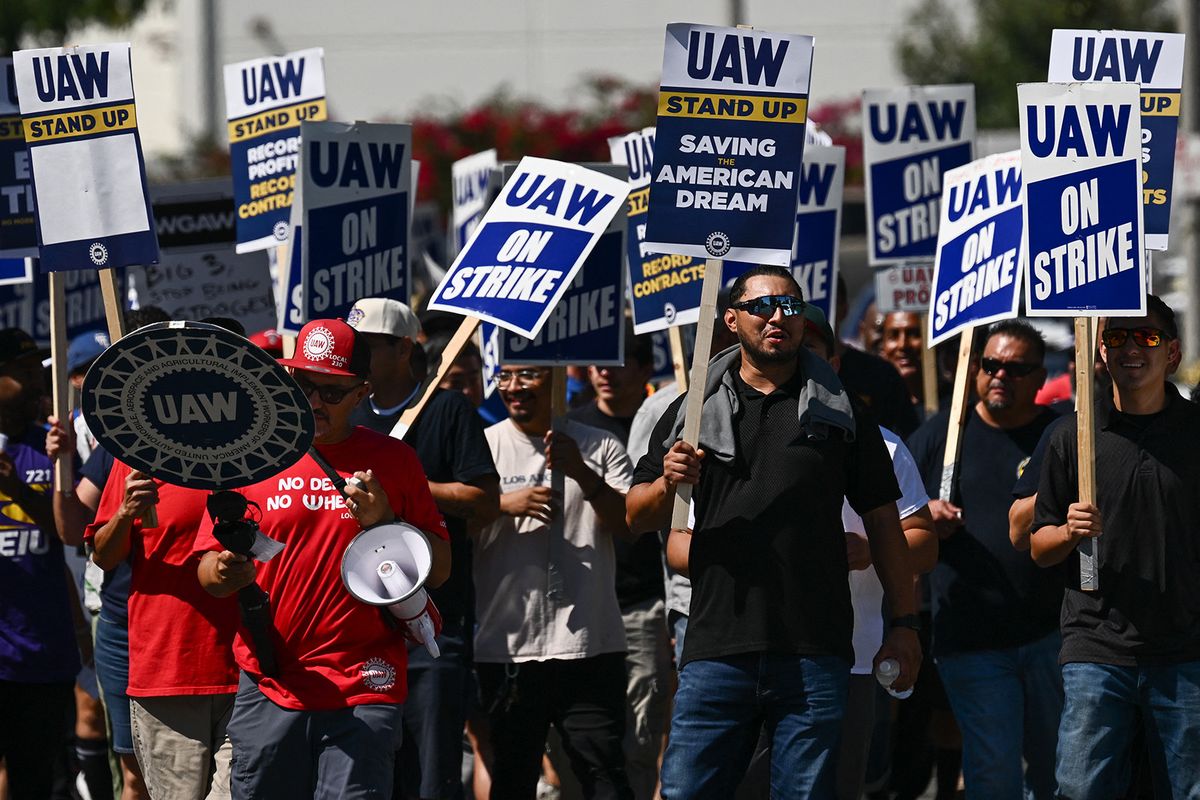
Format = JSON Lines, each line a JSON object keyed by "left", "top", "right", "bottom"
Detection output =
{"left": 416, "top": 615, "right": 440, "bottom": 659}
{"left": 140, "top": 504, "right": 158, "bottom": 528}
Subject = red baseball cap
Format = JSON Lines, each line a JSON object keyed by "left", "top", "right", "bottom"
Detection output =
{"left": 249, "top": 328, "right": 283, "bottom": 356}
{"left": 278, "top": 319, "right": 371, "bottom": 377}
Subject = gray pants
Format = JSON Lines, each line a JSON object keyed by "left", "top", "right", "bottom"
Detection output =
{"left": 225, "top": 673, "right": 403, "bottom": 799}
{"left": 130, "top": 692, "right": 234, "bottom": 800}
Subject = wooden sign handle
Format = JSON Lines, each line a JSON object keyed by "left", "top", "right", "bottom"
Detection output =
{"left": 1074, "top": 317, "right": 1098, "bottom": 591}
{"left": 938, "top": 327, "right": 975, "bottom": 502}
{"left": 670, "top": 258, "right": 724, "bottom": 530}
{"left": 668, "top": 325, "right": 689, "bottom": 391}
{"left": 49, "top": 273, "right": 73, "bottom": 494}
{"left": 98, "top": 268, "right": 125, "bottom": 342}
{"left": 546, "top": 366, "right": 569, "bottom": 599}
{"left": 921, "top": 312, "right": 939, "bottom": 417}
{"left": 389, "top": 316, "right": 480, "bottom": 440}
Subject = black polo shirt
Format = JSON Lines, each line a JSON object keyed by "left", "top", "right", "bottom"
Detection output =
{"left": 1033, "top": 385, "right": 1200, "bottom": 665}
{"left": 633, "top": 363, "right": 899, "bottom": 667}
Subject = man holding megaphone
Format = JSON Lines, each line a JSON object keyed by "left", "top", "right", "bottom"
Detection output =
{"left": 195, "top": 318, "right": 451, "bottom": 800}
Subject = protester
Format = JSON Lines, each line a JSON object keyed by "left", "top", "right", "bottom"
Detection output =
{"left": 346, "top": 297, "right": 500, "bottom": 800}
{"left": 906, "top": 320, "right": 1063, "bottom": 799}
{"left": 474, "top": 363, "right": 635, "bottom": 800}
{"left": 1031, "top": 296, "right": 1200, "bottom": 799}
{"left": 567, "top": 329, "right": 669, "bottom": 800}
{"left": 196, "top": 318, "right": 450, "bottom": 799}
{"left": 880, "top": 311, "right": 928, "bottom": 411}
{"left": 0, "top": 328, "right": 81, "bottom": 800}
{"left": 627, "top": 266, "right": 921, "bottom": 798}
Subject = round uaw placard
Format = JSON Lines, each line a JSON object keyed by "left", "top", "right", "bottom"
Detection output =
{"left": 82, "top": 321, "right": 315, "bottom": 490}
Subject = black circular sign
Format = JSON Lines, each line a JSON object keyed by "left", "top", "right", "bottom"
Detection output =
{"left": 82, "top": 321, "right": 315, "bottom": 490}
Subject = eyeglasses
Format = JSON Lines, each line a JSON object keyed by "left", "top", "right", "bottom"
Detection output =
{"left": 495, "top": 368, "right": 547, "bottom": 388}
{"left": 730, "top": 295, "right": 807, "bottom": 317}
{"left": 980, "top": 358, "right": 1040, "bottom": 378}
{"left": 293, "top": 375, "right": 365, "bottom": 404}
{"left": 1100, "top": 327, "right": 1169, "bottom": 349}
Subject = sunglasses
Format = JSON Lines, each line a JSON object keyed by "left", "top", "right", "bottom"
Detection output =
{"left": 1100, "top": 327, "right": 1169, "bottom": 349}
{"left": 496, "top": 368, "right": 547, "bottom": 388}
{"left": 293, "top": 375, "right": 365, "bottom": 404}
{"left": 730, "top": 295, "right": 807, "bottom": 317}
{"left": 980, "top": 358, "right": 1040, "bottom": 378}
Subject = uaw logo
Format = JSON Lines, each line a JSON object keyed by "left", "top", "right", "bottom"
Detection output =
{"left": 273, "top": 221, "right": 289, "bottom": 241}
{"left": 302, "top": 326, "right": 334, "bottom": 361}
{"left": 360, "top": 657, "right": 396, "bottom": 692}
{"left": 88, "top": 242, "right": 109, "bottom": 266}
{"left": 663, "top": 302, "right": 677, "bottom": 324}
{"left": 705, "top": 231, "right": 731, "bottom": 258}
{"left": 346, "top": 307, "right": 366, "bottom": 328}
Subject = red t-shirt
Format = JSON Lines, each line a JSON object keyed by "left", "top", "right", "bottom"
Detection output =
{"left": 85, "top": 460, "right": 240, "bottom": 697}
{"left": 193, "top": 427, "right": 448, "bottom": 711}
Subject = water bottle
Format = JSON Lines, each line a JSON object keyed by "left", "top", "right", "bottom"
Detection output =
{"left": 875, "top": 658, "right": 913, "bottom": 699}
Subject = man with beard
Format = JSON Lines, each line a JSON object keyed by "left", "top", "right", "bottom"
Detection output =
{"left": 905, "top": 320, "right": 1063, "bottom": 799}
{"left": 626, "top": 266, "right": 921, "bottom": 799}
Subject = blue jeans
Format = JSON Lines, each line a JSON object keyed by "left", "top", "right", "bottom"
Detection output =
{"left": 934, "top": 631, "right": 1062, "bottom": 800}
{"left": 660, "top": 652, "right": 848, "bottom": 800}
{"left": 1056, "top": 660, "right": 1200, "bottom": 800}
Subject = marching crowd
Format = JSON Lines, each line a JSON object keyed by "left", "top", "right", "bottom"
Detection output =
{"left": 2, "top": 265, "right": 1199, "bottom": 800}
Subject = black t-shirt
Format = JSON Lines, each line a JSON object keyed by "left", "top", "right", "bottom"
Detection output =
{"left": 81, "top": 445, "right": 132, "bottom": 624}
{"left": 908, "top": 406, "right": 1063, "bottom": 656}
{"left": 838, "top": 346, "right": 921, "bottom": 439}
{"left": 350, "top": 389, "right": 498, "bottom": 633}
{"left": 567, "top": 400, "right": 665, "bottom": 609}
{"left": 633, "top": 366, "right": 899, "bottom": 667}
{"left": 1011, "top": 414, "right": 1071, "bottom": 499}
{"left": 1033, "top": 387, "right": 1200, "bottom": 665}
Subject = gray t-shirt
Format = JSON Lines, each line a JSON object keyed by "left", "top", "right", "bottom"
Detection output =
{"left": 474, "top": 418, "right": 633, "bottom": 663}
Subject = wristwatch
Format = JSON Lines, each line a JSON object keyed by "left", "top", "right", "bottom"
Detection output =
{"left": 890, "top": 614, "right": 922, "bottom": 633}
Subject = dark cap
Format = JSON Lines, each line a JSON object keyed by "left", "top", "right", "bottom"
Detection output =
{"left": 0, "top": 328, "right": 47, "bottom": 370}
{"left": 802, "top": 305, "right": 836, "bottom": 353}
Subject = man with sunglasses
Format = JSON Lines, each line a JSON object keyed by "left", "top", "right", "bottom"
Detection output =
{"left": 1031, "top": 296, "right": 1200, "bottom": 799}
{"left": 627, "top": 265, "right": 921, "bottom": 799}
{"left": 906, "top": 319, "right": 1063, "bottom": 799}
{"left": 195, "top": 318, "right": 451, "bottom": 800}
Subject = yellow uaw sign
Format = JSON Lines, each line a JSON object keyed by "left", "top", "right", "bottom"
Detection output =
{"left": 658, "top": 91, "right": 807, "bottom": 123}
{"left": 228, "top": 98, "right": 328, "bottom": 144}
{"left": 23, "top": 103, "right": 137, "bottom": 143}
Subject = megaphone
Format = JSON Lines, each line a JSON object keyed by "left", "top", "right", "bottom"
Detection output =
{"left": 341, "top": 522, "right": 442, "bottom": 658}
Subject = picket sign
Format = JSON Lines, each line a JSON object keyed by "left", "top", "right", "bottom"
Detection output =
{"left": 938, "top": 327, "right": 976, "bottom": 503}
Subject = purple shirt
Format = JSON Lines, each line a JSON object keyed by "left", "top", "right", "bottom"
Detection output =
{"left": 0, "top": 429, "right": 79, "bottom": 683}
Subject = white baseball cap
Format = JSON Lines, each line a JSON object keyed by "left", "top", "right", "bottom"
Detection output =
{"left": 345, "top": 298, "right": 421, "bottom": 340}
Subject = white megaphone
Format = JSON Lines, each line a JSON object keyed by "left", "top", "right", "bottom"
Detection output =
{"left": 341, "top": 522, "right": 442, "bottom": 658}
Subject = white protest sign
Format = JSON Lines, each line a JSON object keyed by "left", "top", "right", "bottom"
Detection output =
{"left": 1049, "top": 30, "right": 1185, "bottom": 251}
{"left": 13, "top": 44, "right": 159, "bottom": 270}
{"left": 451, "top": 149, "right": 497, "bottom": 257}
{"left": 875, "top": 263, "right": 933, "bottom": 314}
{"left": 928, "top": 151, "right": 1024, "bottom": 347}
{"left": 224, "top": 48, "right": 326, "bottom": 254}
{"left": 427, "top": 157, "right": 629, "bottom": 339}
{"left": 1019, "top": 82, "right": 1145, "bottom": 317}
{"left": 863, "top": 84, "right": 976, "bottom": 266}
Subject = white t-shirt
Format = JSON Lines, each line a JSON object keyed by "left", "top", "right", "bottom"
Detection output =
{"left": 844, "top": 426, "right": 929, "bottom": 674}
{"left": 474, "top": 418, "right": 633, "bottom": 663}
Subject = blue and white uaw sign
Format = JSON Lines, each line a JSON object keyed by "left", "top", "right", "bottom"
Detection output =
{"left": 1049, "top": 30, "right": 1185, "bottom": 251}
{"left": 1019, "top": 82, "right": 1145, "bottom": 317}
{"left": 792, "top": 145, "right": 844, "bottom": 320}
{"left": 863, "top": 84, "right": 975, "bottom": 265}
{"left": 224, "top": 48, "right": 326, "bottom": 254}
{"left": 644, "top": 23, "right": 814, "bottom": 265}
{"left": 497, "top": 228, "right": 625, "bottom": 366}
{"left": 427, "top": 157, "right": 629, "bottom": 339}
{"left": 451, "top": 149, "right": 497, "bottom": 258}
{"left": 610, "top": 127, "right": 709, "bottom": 333}
{"left": 0, "top": 259, "right": 31, "bottom": 285}
{"left": 929, "top": 151, "right": 1024, "bottom": 347}
{"left": 301, "top": 121, "right": 411, "bottom": 324}
{"left": 13, "top": 44, "right": 159, "bottom": 271}
{"left": 278, "top": 172, "right": 305, "bottom": 335}
{"left": 0, "top": 59, "right": 36, "bottom": 258}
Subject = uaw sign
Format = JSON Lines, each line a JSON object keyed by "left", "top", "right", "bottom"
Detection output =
{"left": 427, "top": 157, "right": 629, "bottom": 339}
{"left": 0, "top": 58, "right": 36, "bottom": 258}
{"left": 863, "top": 85, "right": 975, "bottom": 265}
{"left": 278, "top": 160, "right": 305, "bottom": 335}
{"left": 451, "top": 149, "right": 497, "bottom": 257}
{"left": 792, "top": 145, "right": 844, "bottom": 320}
{"left": 645, "top": 23, "right": 814, "bottom": 265}
{"left": 224, "top": 48, "right": 326, "bottom": 253}
{"left": 1049, "top": 30, "right": 1185, "bottom": 251}
{"left": 1019, "top": 82, "right": 1145, "bottom": 317}
{"left": 13, "top": 44, "right": 159, "bottom": 271}
{"left": 929, "top": 151, "right": 1024, "bottom": 347}
{"left": 83, "top": 321, "right": 315, "bottom": 489}
{"left": 497, "top": 228, "right": 625, "bottom": 366}
{"left": 301, "top": 121, "right": 411, "bottom": 323}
